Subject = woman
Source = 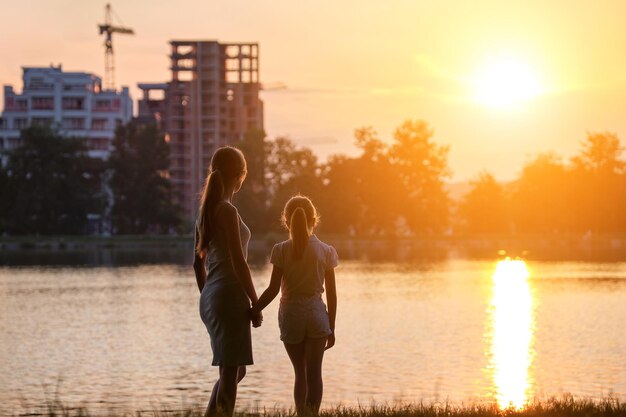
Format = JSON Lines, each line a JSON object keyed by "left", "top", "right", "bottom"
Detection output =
{"left": 193, "top": 146, "right": 262, "bottom": 417}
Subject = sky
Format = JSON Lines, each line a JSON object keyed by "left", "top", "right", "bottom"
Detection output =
{"left": 2, "top": 0, "right": 626, "bottom": 181}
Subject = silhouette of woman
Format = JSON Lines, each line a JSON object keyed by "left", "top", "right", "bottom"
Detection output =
{"left": 193, "top": 146, "right": 262, "bottom": 417}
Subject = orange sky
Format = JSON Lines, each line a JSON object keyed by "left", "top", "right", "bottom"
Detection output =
{"left": 2, "top": 0, "right": 626, "bottom": 180}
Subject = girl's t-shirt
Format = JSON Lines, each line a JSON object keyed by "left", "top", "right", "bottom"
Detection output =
{"left": 270, "top": 234, "right": 338, "bottom": 301}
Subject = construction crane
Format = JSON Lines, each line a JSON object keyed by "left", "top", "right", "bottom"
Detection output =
{"left": 98, "top": 3, "right": 134, "bottom": 90}
{"left": 260, "top": 82, "right": 287, "bottom": 91}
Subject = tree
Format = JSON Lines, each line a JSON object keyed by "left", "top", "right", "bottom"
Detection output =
{"left": 569, "top": 132, "right": 626, "bottom": 233}
{"left": 388, "top": 120, "right": 451, "bottom": 235}
{"left": 0, "top": 163, "right": 12, "bottom": 233}
{"left": 347, "top": 127, "right": 403, "bottom": 236}
{"left": 509, "top": 153, "right": 569, "bottom": 234}
{"left": 264, "top": 137, "right": 323, "bottom": 231}
{"left": 572, "top": 131, "right": 625, "bottom": 175}
{"left": 458, "top": 171, "right": 509, "bottom": 235}
{"left": 109, "top": 122, "right": 181, "bottom": 234}
{"left": 319, "top": 154, "right": 363, "bottom": 235}
{"left": 235, "top": 129, "right": 269, "bottom": 234}
{"left": 1, "top": 126, "right": 104, "bottom": 235}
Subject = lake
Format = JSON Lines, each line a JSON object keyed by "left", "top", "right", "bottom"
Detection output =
{"left": 0, "top": 250, "right": 624, "bottom": 415}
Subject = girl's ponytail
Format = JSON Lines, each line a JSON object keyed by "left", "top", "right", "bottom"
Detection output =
{"left": 196, "top": 169, "right": 225, "bottom": 255}
{"left": 290, "top": 207, "right": 310, "bottom": 260}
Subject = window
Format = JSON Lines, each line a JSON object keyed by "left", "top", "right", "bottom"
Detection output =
{"left": 90, "top": 137, "right": 110, "bottom": 150}
{"left": 91, "top": 119, "right": 107, "bottom": 130}
{"left": 94, "top": 99, "right": 111, "bottom": 111}
{"left": 63, "top": 84, "right": 88, "bottom": 92}
{"left": 14, "top": 118, "right": 28, "bottom": 129}
{"left": 32, "top": 118, "right": 53, "bottom": 127}
{"left": 8, "top": 137, "right": 21, "bottom": 148}
{"left": 62, "top": 97, "right": 84, "bottom": 110}
{"left": 202, "top": 133, "right": 214, "bottom": 146}
{"left": 28, "top": 77, "right": 53, "bottom": 90}
{"left": 62, "top": 118, "right": 85, "bottom": 130}
{"left": 16, "top": 99, "right": 27, "bottom": 111}
{"left": 32, "top": 97, "right": 54, "bottom": 110}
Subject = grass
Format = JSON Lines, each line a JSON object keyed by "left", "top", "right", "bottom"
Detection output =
{"left": 15, "top": 397, "right": 626, "bottom": 417}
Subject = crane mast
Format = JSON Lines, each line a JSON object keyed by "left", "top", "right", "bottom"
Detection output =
{"left": 98, "top": 3, "right": 134, "bottom": 90}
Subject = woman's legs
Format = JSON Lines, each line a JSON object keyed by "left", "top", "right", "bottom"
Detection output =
{"left": 304, "top": 338, "right": 326, "bottom": 414}
{"left": 205, "top": 365, "right": 247, "bottom": 417}
{"left": 284, "top": 341, "right": 307, "bottom": 415}
{"left": 206, "top": 379, "right": 220, "bottom": 417}
{"left": 284, "top": 338, "right": 327, "bottom": 416}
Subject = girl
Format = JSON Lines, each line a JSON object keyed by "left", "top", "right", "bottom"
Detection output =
{"left": 251, "top": 195, "right": 338, "bottom": 416}
{"left": 193, "top": 146, "right": 263, "bottom": 417}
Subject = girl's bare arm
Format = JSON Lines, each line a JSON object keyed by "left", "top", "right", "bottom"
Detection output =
{"left": 252, "top": 265, "right": 283, "bottom": 314}
{"left": 325, "top": 268, "right": 337, "bottom": 349}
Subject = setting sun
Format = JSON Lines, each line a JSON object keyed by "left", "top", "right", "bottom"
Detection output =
{"left": 473, "top": 56, "right": 543, "bottom": 109}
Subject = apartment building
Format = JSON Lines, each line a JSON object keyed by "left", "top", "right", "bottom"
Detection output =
{"left": 137, "top": 40, "right": 264, "bottom": 220}
{"left": 0, "top": 65, "right": 133, "bottom": 160}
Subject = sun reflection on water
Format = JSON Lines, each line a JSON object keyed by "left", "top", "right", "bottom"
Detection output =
{"left": 488, "top": 259, "right": 534, "bottom": 410}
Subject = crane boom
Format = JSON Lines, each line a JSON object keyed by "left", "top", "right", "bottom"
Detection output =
{"left": 98, "top": 3, "right": 134, "bottom": 90}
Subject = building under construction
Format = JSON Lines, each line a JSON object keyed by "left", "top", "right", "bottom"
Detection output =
{"left": 138, "top": 40, "right": 264, "bottom": 221}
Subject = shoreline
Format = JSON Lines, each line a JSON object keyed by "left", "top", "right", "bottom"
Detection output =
{"left": 9, "top": 396, "right": 626, "bottom": 417}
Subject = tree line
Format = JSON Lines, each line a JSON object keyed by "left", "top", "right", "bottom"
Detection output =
{"left": 0, "top": 121, "right": 624, "bottom": 237}
{"left": 238, "top": 122, "right": 626, "bottom": 238}
{"left": 0, "top": 123, "right": 181, "bottom": 235}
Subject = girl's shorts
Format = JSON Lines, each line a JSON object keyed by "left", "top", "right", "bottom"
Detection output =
{"left": 278, "top": 295, "right": 331, "bottom": 344}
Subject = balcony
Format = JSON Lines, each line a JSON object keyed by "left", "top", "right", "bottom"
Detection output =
{"left": 31, "top": 97, "right": 55, "bottom": 110}
{"left": 31, "top": 118, "right": 54, "bottom": 127}
{"left": 27, "top": 83, "right": 54, "bottom": 91}
{"left": 62, "top": 117, "right": 86, "bottom": 130}
{"left": 62, "top": 97, "right": 85, "bottom": 110}
{"left": 14, "top": 119, "right": 28, "bottom": 129}
{"left": 91, "top": 119, "right": 108, "bottom": 131}
{"left": 63, "top": 84, "right": 89, "bottom": 92}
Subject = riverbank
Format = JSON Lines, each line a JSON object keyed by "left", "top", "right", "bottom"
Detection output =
{"left": 16, "top": 397, "right": 626, "bottom": 417}
{"left": 2, "top": 234, "right": 626, "bottom": 262}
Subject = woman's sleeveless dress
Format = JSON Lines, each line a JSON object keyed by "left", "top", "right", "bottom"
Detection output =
{"left": 198, "top": 202, "right": 253, "bottom": 366}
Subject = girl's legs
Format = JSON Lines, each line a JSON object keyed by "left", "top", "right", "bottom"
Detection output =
{"left": 284, "top": 338, "right": 327, "bottom": 416}
{"left": 284, "top": 341, "right": 307, "bottom": 415}
{"left": 304, "top": 338, "right": 327, "bottom": 414}
{"left": 205, "top": 366, "right": 247, "bottom": 417}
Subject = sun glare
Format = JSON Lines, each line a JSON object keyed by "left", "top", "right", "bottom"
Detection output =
{"left": 473, "top": 56, "right": 542, "bottom": 109}
{"left": 489, "top": 259, "right": 534, "bottom": 410}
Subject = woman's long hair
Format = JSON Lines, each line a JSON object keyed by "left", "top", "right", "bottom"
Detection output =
{"left": 281, "top": 195, "right": 319, "bottom": 259}
{"left": 196, "top": 147, "right": 247, "bottom": 256}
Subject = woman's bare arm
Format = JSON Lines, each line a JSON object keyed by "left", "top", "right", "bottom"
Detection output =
{"left": 325, "top": 268, "right": 337, "bottom": 349}
{"left": 251, "top": 265, "right": 283, "bottom": 314}
{"left": 220, "top": 204, "right": 258, "bottom": 304}
{"left": 193, "top": 226, "right": 207, "bottom": 292}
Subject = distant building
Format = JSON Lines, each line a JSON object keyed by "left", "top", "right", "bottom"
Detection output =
{"left": 0, "top": 65, "right": 133, "bottom": 160}
{"left": 137, "top": 40, "right": 264, "bottom": 220}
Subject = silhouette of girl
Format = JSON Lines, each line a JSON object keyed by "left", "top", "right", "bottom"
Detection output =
{"left": 252, "top": 195, "right": 338, "bottom": 416}
{"left": 193, "top": 146, "right": 262, "bottom": 417}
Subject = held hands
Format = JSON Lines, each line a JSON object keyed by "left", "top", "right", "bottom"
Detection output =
{"left": 249, "top": 307, "right": 263, "bottom": 328}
